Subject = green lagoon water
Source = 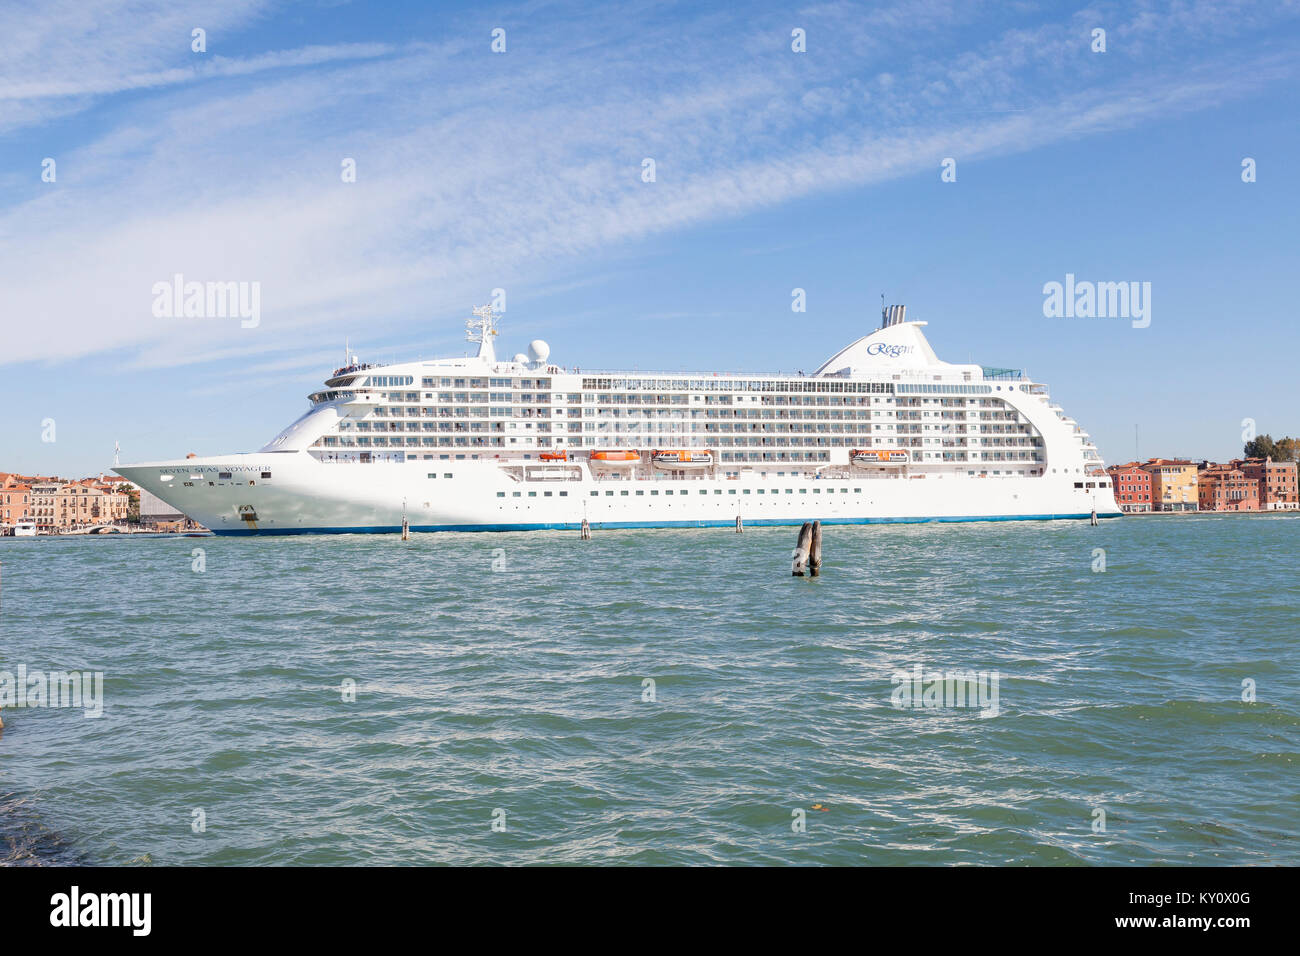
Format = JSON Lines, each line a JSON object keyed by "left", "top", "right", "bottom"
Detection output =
{"left": 1, "top": 514, "right": 1296, "bottom": 865}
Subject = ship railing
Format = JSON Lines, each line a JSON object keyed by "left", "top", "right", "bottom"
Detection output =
{"left": 331, "top": 363, "right": 377, "bottom": 377}
{"left": 981, "top": 367, "right": 1025, "bottom": 381}
{"left": 313, "top": 453, "right": 411, "bottom": 463}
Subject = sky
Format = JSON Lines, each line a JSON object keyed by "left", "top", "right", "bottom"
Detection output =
{"left": 2, "top": 0, "right": 1298, "bottom": 477}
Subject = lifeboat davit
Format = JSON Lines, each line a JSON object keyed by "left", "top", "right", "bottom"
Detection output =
{"left": 538, "top": 451, "right": 567, "bottom": 461}
{"left": 590, "top": 450, "right": 639, "bottom": 462}
{"left": 851, "top": 448, "right": 909, "bottom": 464}
{"left": 652, "top": 449, "right": 713, "bottom": 469}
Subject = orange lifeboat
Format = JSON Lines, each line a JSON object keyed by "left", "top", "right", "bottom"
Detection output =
{"left": 539, "top": 451, "right": 567, "bottom": 461}
{"left": 590, "top": 450, "right": 639, "bottom": 462}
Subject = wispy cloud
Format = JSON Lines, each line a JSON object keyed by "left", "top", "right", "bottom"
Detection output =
{"left": 0, "top": 43, "right": 397, "bottom": 102}
{"left": 2, "top": 0, "right": 1297, "bottom": 371}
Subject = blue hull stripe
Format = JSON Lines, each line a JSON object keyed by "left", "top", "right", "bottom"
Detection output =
{"left": 212, "top": 512, "right": 1120, "bottom": 536}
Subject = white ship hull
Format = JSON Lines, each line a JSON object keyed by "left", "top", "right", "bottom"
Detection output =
{"left": 116, "top": 451, "right": 1120, "bottom": 536}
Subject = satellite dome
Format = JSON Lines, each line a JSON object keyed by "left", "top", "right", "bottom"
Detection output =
{"left": 528, "top": 339, "right": 550, "bottom": 364}
{"left": 513, "top": 353, "right": 529, "bottom": 364}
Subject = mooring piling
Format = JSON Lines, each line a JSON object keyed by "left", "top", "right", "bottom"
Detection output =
{"left": 792, "top": 521, "right": 813, "bottom": 576}
{"left": 580, "top": 518, "right": 591, "bottom": 540}
{"left": 809, "top": 520, "right": 822, "bottom": 576}
{"left": 735, "top": 515, "right": 743, "bottom": 533}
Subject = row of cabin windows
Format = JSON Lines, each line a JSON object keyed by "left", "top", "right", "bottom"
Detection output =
{"left": 421, "top": 378, "right": 553, "bottom": 389}
{"left": 580, "top": 378, "right": 894, "bottom": 393}
{"left": 494, "top": 487, "right": 870, "bottom": 498}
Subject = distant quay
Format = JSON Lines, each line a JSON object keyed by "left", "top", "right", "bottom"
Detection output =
{"left": 1, "top": 468, "right": 207, "bottom": 536}
{"left": 1106, "top": 455, "right": 1298, "bottom": 514}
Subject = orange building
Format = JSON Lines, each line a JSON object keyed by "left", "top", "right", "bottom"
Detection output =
{"left": 1198, "top": 463, "right": 1259, "bottom": 512}
{"left": 1140, "top": 459, "right": 1199, "bottom": 512}
{"left": 1, "top": 484, "right": 32, "bottom": 524}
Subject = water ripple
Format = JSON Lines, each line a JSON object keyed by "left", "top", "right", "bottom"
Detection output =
{"left": 1, "top": 516, "right": 1296, "bottom": 865}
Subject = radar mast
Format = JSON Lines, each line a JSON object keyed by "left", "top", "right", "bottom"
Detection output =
{"left": 466, "top": 305, "right": 500, "bottom": 363}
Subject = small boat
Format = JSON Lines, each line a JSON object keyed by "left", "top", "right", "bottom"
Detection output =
{"left": 652, "top": 450, "right": 713, "bottom": 469}
{"left": 590, "top": 450, "right": 639, "bottom": 462}
{"left": 12, "top": 521, "right": 37, "bottom": 536}
{"left": 538, "top": 451, "right": 567, "bottom": 461}
{"left": 851, "top": 449, "right": 909, "bottom": 464}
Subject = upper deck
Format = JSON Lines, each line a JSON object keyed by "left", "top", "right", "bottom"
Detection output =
{"left": 264, "top": 304, "right": 1106, "bottom": 479}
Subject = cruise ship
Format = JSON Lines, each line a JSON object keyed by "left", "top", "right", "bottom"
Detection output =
{"left": 115, "top": 305, "right": 1122, "bottom": 534}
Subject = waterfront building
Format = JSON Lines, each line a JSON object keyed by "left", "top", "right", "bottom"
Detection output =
{"left": 1140, "top": 459, "right": 1199, "bottom": 512}
{"left": 29, "top": 481, "right": 61, "bottom": 531}
{"left": 54, "top": 481, "right": 126, "bottom": 528}
{"left": 1197, "top": 463, "right": 1259, "bottom": 512}
{"left": 1234, "top": 457, "right": 1299, "bottom": 511}
{"left": 20, "top": 480, "right": 129, "bottom": 531}
{"left": 1105, "top": 462, "right": 1152, "bottom": 513}
{"left": 1, "top": 484, "right": 32, "bottom": 524}
{"left": 138, "top": 486, "right": 199, "bottom": 530}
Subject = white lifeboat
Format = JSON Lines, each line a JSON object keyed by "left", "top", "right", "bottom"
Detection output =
{"left": 652, "top": 449, "right": 713, "bottom": 469}
{"left": 851, "top": 448, "right": 909, "bottom": 465}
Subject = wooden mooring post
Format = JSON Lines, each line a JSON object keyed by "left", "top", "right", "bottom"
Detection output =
{"left": 580, "top": 518, "right": 591, "bottom": 540}
{"left": 735, "top": 515, "right": 743, "bottom": 533}
{"left": 792, "top": 521, "right": 812, "bottom": 576}
{"left": 792, "top": 521, "right": 823, "bottom": 576}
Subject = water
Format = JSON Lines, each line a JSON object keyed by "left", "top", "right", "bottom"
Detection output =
{"left": 1, "top": 515, "right": 1296, "bottom": 865}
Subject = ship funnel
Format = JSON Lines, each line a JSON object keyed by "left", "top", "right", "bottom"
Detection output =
{"left": 880, "top": 304, "right": 907, "bottom": 328}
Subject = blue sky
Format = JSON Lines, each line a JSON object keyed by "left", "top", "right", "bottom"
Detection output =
{"left": 2, "top": 0, "right": 1298, "bottom": 476}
